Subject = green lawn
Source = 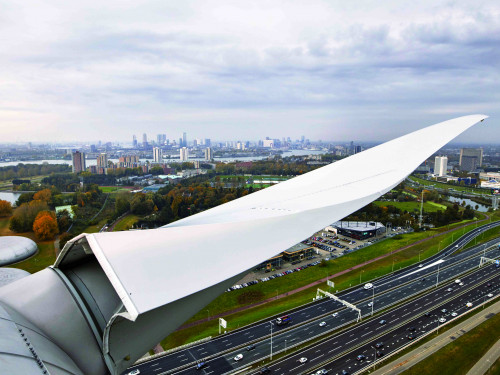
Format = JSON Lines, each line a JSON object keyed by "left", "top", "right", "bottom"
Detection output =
{"left": 113, "top": 214, "right": 140, "bottom": 231}
{"left": 374, "top": 200, "right": 447, "bottom": 212}
{"left": 100, "top": 186, "right": 134, "bottom": 193}
{"left": 401, "top": 308, "right": 500, "bottom": 375}
{"left": 160, "top": 218, "right": 484, "bottom": 349}
{"left": 410, "top": 175, "right": 489, "bottom": 195}
{"left": 83, "top": 218, "right": 109, "bottom": 233}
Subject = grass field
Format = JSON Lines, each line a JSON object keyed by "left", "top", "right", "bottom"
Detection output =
{"left": 160, "top": 217, "right": 484, "bottom": 349}
{"left": 374, "top": 200, "right": 447, "bottom": 212}
{"left": 401, "top": 307, "right": 500, "bottom": 375}
{"left": 100, "top": 186, "right": 134, "bottom": 193}
{"left": 83, "top": 218, "right": 109, "bottom": 233}
{"left": 113, "top": 214, "right": 140, "bottom": 231}
{"left": 410, "top": 175, "right": 489, "bottom": 195}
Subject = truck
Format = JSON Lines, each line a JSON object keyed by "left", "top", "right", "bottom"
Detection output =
{"left": 276, "top": 315, "right": 291, "bottom": 326}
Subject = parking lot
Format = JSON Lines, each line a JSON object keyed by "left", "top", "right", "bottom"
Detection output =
{"left": 228, "top": 228, "right": 413, "bottom": 292}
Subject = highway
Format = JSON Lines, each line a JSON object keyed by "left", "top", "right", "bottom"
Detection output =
{"left": 265, "top": 264, "right": 500, "bottom": 375}
{"left": 123, "top": 221, "right": 500, "bottom": 375}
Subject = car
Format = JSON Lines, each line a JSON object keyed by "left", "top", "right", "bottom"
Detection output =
{"left": 364, "top": 283, "right": 373, "bottom": 290}
{"left": 407, "top": 333, "right": 415, "bottom": 340}
{"left": 421, "top": 278, "right": 426, "bottom": 282}
{"left": 356, "top": 354, "right": 366, "bottom": 361}
{"left": 488, "top": 293, "right": 494, "bottom": 298}
{"left": 376, "top": 350, "right": 384, "bottom": 357}
{"left": 459, "top": 282, "right": 464, "bottom": 286}
{"left": 447, "top": 288, "right": 453, "bottom": 292}
{"left": 407, "top": 326, "right": 416, "bottom": 332}
{"left": 466, "top": 302, "right": 473, "bottom": 308}
{"left": 195, "top": 362, "right": 206, "bottom": 370}
{"left": 315, "top": 370, "right": 328, "bottom": 375}
{"left": 379, "top": 319, "right": 387, "bottom": 325}
{"left": 375, "top": 342, "right": 384, "bottom": 348}
{"left": 367, "top": 302, "right": 373, "bottom": 307}
{"left": 319, "top": 321, "right": 327, "bottom": 327}
{"left": 455, "top": 279, "right": 461, "bottom": 284}
{"left": 234, "top": 354, "right": 243, "bottom": 361}
{"left": 439, "top": 318, "right": 446, "bottom": 323}
{"left": 424, "top": 312, "right": 431, "bottom": 317}
{"left": 246, "top": 344, "right": 256, "bottom": 351}
{"left": 451, "top": 312, "right": 458, "bottom": 317}
{"left": 342, "top": 371, "right": 350, "bottom": 375}
{"left": 257, "top": 367, "right": 271, "bottom": 374}
{"left": 299, "top": 357, "right": 308, "bottom": 363}
{"left": 441, "top": 308, "right": 447, "bottom": 313}
{"left": 127, "top": 370, "right": 140, "bottom": 375}
{"left": 332, "top": 312, "right": 339, "bottom": 318}
{"left": 418, "top": 264, "right": 423, "bottom": 268}
{"left": 487, "top": 283, "right": 493, "bottom": 287}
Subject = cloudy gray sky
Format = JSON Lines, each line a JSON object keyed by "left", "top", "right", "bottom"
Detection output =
{"left": 0, "top": 0, "right": 499, "bottom": 143}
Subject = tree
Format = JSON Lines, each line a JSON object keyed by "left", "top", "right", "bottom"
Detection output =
{"left": 0, "top": 199, "right": 12, "bottom": 216}
{"left": 33, "top": 188, "right": 52, "bottom": 203}
{"left": 33, "top": 211, "right": 59, "bottom": 240}
{"left": 9, "top": 200, "right": 49, "bottom": 232}
{"left": 58, "top": 232, "right": 74, "bottom": 253}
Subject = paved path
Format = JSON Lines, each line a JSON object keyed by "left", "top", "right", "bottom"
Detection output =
{"left": 466, "top": 337, "right": 500, "bottom": 375}
{"left": 370, "top": 300, "right": 500, "bottom": 375}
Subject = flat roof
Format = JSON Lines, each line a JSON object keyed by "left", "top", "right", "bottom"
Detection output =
{"left": 333, "top": 221, "right": 385, "bottom": 231}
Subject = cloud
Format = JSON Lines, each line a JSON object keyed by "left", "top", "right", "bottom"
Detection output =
{"left": 0, "top": 0, "right": 498, "bottom": 143}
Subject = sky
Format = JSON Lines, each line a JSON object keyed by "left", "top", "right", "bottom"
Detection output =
{"left": 0, "top": 0, "right": 499, "bottom": 144}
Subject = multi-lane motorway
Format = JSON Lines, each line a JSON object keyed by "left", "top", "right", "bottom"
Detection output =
{"left": 124, "top": 221, "right": 500, "bottom": 375}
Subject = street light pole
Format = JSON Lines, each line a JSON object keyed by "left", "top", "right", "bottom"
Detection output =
{"left": 436, "top": 264, "right": 440, "bottom": 287}
{"left": 270, "top": 322, "right": 273, "bottom": 360}
{"left": 371, "top": 286, "right": 375, "bottom": 316}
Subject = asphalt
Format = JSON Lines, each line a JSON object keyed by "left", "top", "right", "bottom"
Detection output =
{"left": 371, "top": 299, "right": 500, "bottom": 375}
{"left": 122, "top": 222, "right": 500, "bottom": 375}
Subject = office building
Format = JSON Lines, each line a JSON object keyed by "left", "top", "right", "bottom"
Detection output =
{"left": 204, "top": 147, "right": 213, "bottom": 161}
{"left": 180, "top": 147, "right": 189, "bottom": 162}
{"left": 434, "top": 156, "right": 448, "bottom": 176}
{"left": 182, "top": 132, "right": 187, "bottom": 148}
{"left": 459, "top": 148, "right": 483, "bottom": 172}
{"left": 157, "top": 134, "right": 166, "bottom": 145}
{"left": 72, "top": 151, "right": 86, "bottom": 173}
{"left": 204, "top": 138, "right": 211, "bottom": 147}
{"left": 142, "top": 133, "right": 148, "bottom": 148}
{"left": 132, "top": 135, "right": 137, "bottom": 148}
{"left": 153, "top": 147, "right": 162, "bottom": 163}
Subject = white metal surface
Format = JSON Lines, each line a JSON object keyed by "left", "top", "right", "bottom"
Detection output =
{"left": 79, "top": 114, "right": 487, "bottom": 321}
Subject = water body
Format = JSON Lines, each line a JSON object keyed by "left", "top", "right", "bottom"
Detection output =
{"left": 447, "top": 195, "right": 489, "bottom": 212}
{"left": 0, "top": 149, "right": 324, "bottom": 167}
{"left": 0, "top": 191, "right": 21, "bottom": 205}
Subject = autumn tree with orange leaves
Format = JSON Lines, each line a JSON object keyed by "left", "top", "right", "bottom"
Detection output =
{"left": 0, "top": 199, "right": 12, "bottom": 216}
{"left": 32, "top": 211, "right": 59, "bottom": 240}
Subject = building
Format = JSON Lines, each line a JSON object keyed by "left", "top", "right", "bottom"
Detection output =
{"left": 72, "top": 151, "right": 86, "bottom": 173}
{"left": 204, "top": 138, "right": 211, "bottom": 147}
{"left": 332, "top": 221, "right": 386, "bottom": 240}
{"left": 180, "top": 147, "right": 189, "bottom": 162}
{"left": 182, "top": 132, "right": 187, "bottom": 148}
{"left": 262, "top": 139, "right": 274, "bottom": 148}
{"left": 132, "top": 135, "right": 137, "bottom": 148}
{"left": 156, "top": 134, "right": 166, "bottom": 145}
{"left": 434, "top": 156, "right": 448, "bottom": 176}
{"left": 142, "top": 133, "right": 148, "bottom": 148}
{"left": 118, "top": 155, "right": 140, "bottom": 168}
{"left": 204, "top": 147, "right": 213, "bottom": 161}
{"left": 153, "top": 147, "right": 162, "bottom": 163}
{"left": 459, "top": 148, "right": 483, "bottom": 172}
{"left": 96, "top": 153, "right": 108, "bottom": 174}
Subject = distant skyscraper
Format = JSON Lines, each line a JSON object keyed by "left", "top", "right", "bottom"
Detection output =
{"left": 133, "top": 135, "right": 137, "bottom": 147}
{"left": 459, "top": 148, "right": 483, "bottom": 172}
{"left": 96, "top": 153, "right": 108, "bottom": 174}
{"left": 142, "top": 133, "right": 148, "bottom": 148}
{"left": 204, "top": 147, "right": 213, "bottom": 161}
{"left": 434, "top": 156, "right": 448, "bottom": 176}
{"left": 157, "top": 134, "right": 166, "bottom": 145}
{"left": 354, "top": 145, "right": 362, "bottom": 154}
{"left": 193, "top": 139, "right": 198, "bottom": 147}
{"left": 153, "top": 147, "right": 162, "bottom": 163}
{"left": 180, "top": 147, "right": 189, "bottom": 162}
{"left": 205, "top": 138, "right": 211, "bottom": 147}
{"left": 182, "top": 132, "right": 187, "bottom": 148}
{"left": 90, "top": 144, "right": 97, "bottom": 153}
{"left": 72, "top": 151, "right": 86, "bottom": 173}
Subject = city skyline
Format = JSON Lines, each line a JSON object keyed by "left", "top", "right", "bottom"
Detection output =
{"left": 0, "top": 1, "right": 498, "bottom": 143}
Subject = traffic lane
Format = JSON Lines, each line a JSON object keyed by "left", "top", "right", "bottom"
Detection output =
{"left": 170, "top": 244, "right": 500, "bottom": 374}
{"left": 124, "top": 228, "right": 500, "bottom": 374}
{"left": 335, "top": 278, "right": 500, "bottom": 375}
{"left": 264, "top": 265, "right": 498, "bottom": 375}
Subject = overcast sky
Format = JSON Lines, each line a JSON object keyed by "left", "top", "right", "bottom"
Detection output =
{"left": 0, "top": 0, "right": 498, "bottom": 144}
